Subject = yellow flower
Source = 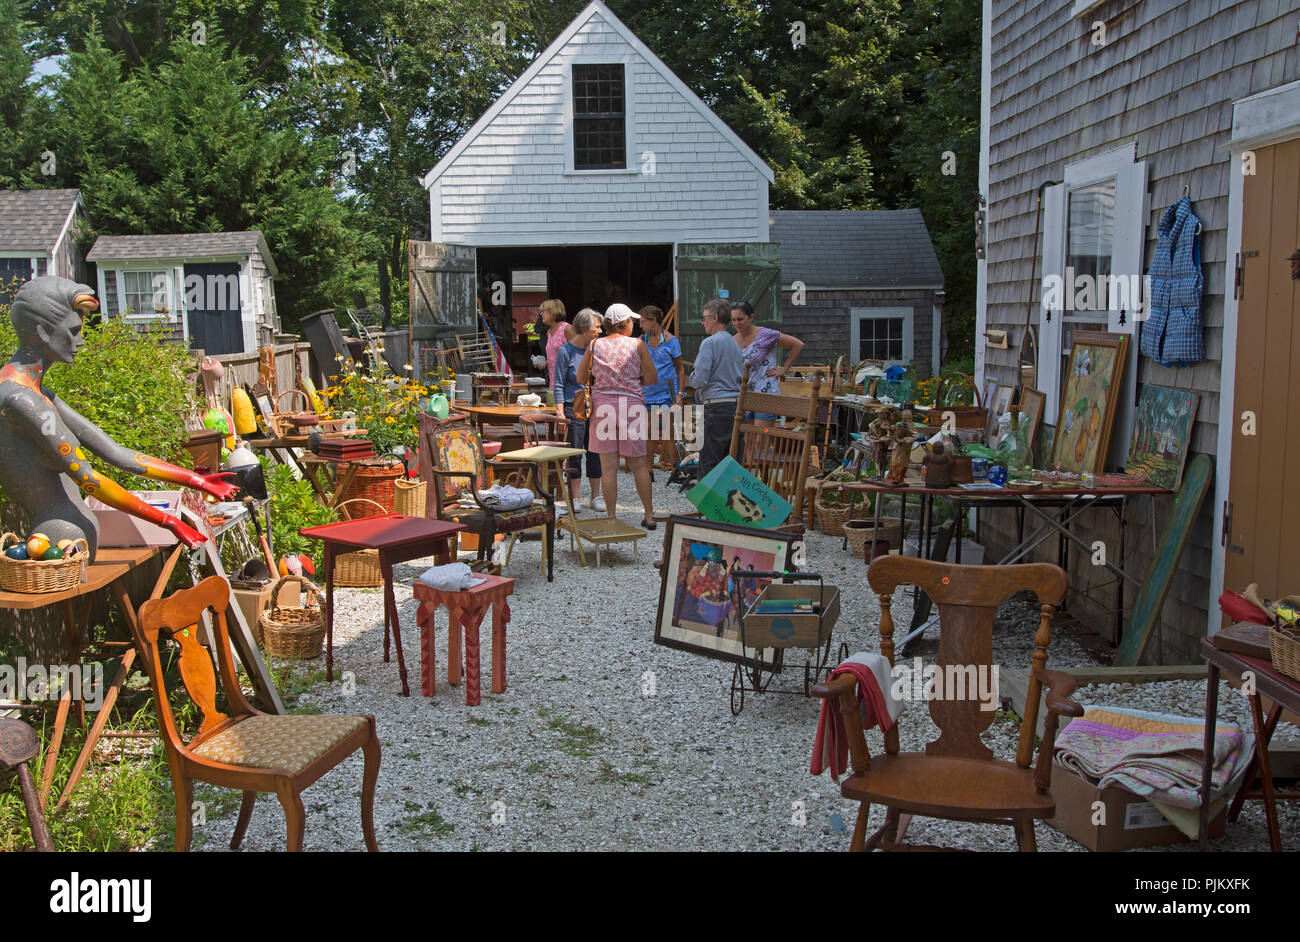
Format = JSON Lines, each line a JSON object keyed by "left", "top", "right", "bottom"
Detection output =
{"left": 385, "top": 417, "right": 395, "bottom": 424}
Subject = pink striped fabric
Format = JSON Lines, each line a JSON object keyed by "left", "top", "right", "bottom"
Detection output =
{"left": 590, "top": 335, "right": 644, "bottom": 399}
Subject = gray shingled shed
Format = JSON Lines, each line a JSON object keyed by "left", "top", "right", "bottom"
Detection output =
{"left": 0, "top": 189, "right": 90, "bottom": 300}
{"left": 770, "top": 209, "right": 945, "bottom": 376}
{"left": 87, "top": 231, "right": 280, "bottom": 355}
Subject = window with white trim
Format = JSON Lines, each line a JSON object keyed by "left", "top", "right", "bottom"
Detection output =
{"left": 1039, "top": 143, "right": 1147, "bottom": 468}
{"left": 119, "top": 269, "right": 171, "bottom": 319}
{"left": 850, "top": 307, "right": 914, "bottom": 365}
{"left": 572, "top": 63, "right": 626, "bottom": 170}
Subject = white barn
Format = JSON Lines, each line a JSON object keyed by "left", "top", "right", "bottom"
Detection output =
{"left": 415, "top": 0, "right": 776, "bottom": 366}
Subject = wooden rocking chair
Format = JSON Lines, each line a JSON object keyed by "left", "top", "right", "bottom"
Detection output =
{"left": 138, "top": 576, "right": 381, "bottom": 852}
{"left": 730, "top": 364, "right": 820, "bottom": 526}
{"left": 811, "top": 556, "right": 1081, "bottom": 851}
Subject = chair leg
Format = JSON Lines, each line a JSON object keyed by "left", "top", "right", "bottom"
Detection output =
{"left": 172, "top": 775, "right": 194, "bottom": 852}
{"left": 361, "top": 730, "right": 381, "bottom": 852}
{"left": 230, "top": 791, "right": 256, "bottom": 850}
{"left": 276, "top": 781, "right": 306, "bottom": 852}
{"left": 1014, "top": 818, "right": 1038, "bottom": 851}
{"left": 503, "top": 534, "right": 518, "bottom": 566}
{"left": 850, "top": 803, "right": 870, "bottom": 852}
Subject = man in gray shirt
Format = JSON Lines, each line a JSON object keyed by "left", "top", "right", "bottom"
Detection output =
{"left": 688, "top": 298, "right": 744, "bottom": 479}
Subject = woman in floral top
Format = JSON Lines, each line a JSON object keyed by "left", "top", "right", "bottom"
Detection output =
{"left": 730, "top": 300, "right": 804, "bottom": 427}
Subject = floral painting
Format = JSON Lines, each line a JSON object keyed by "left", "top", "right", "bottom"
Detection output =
{"left": 1051, "top": 333, "right": 1128, "bottom": 474}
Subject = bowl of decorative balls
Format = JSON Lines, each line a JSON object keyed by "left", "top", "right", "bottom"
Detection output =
{"left": 0, "top": 531, "right": 89, "bottom": 593}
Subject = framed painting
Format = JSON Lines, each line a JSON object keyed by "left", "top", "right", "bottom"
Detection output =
{"left": 1051, "top": 331, "right": 1129, "bottom": 474}
{"left": 1125, "top": 384, "right": 1200, "bottom": 490}
{"left": 1018, "top": 386, "right": 1047, "bottom": 455}
{"left": 248, "top": 383, "right": 275, "bottom": 438}
{"left": 987, "top": 384, "right": 1014, "bottom": 440}
{"left": 981, "top": 377, "right": 999, "bottom": 415}
{"left": 654, "top": 516, "right": 797, "bottom": 670}
{"left": 1037, "top": 424, "right": 1057, "bottom": 469}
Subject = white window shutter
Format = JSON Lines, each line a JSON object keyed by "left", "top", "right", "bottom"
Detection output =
{"left": 1105, "top": 160, "right": 1148, "bottom": 469}
{"left": 1039, "top": 183, "right": 1066, "bottom": 423}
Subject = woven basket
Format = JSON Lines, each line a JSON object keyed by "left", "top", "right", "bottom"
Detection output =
{"left": 337, "top": 460, "right": 405, "bottom": 516}
{"left": 269, "top": 388, "right": 315, "bottom": 437}
{"left": 843, "top": 517, "right": 902, "bottom": 559}
{"left": 815, "top": 480, "right": 870, "bottom": 538}
{"left": 394, "top": 477, "right": 427, "bottom": 518}
{"left": 333, "top": 499, "right": 384, "bottom": 587}
{"left": 1270, "top": 622, "right": 1300, "bottom": 682}
{"left": 259, "top": 574, "right": 325, "bottom": 659}
{"left": 0, "top": 533, "right": 89, "bottom": 594}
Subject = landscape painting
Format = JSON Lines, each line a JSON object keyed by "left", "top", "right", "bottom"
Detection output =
{"left": 1125, "top": 385, "right": 1200, "bottom": 490}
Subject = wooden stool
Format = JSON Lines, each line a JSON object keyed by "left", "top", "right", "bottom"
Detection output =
{"left": 0, "top": 718, "right": 53, "bottom": 851}
{"left": 413, "top": 575, "right": 515, "bottom": 705}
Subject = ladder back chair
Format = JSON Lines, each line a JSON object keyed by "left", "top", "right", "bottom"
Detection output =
{"left": 729, "top": 364, "right": 821, "bottom": 524}
{"left": 138, "top": 576, "right": 381, "bottom": 852}
{"left": 811, "top": 556, "right": 1081, "bottom": 851}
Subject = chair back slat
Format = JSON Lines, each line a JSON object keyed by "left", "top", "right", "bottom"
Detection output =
{"left": 867, "top": 556, "right": 1067, "bottom": 762}
{"left": 729, "top": 365, "right": 820, "bottom": 521}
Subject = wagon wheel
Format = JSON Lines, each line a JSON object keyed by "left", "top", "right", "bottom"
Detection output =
{"left": 730, "top": 663, "right": 746, "bottom": 715}
{"left": 804, "top": 639, "right": 835, "bottom": 695}
{"left": 837, "top": 641, "right": 850, "bottom": 663}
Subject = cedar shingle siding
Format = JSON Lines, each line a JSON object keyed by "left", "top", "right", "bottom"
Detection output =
{"left": 982, "top": 0, "right": 1298, "bottom": 661}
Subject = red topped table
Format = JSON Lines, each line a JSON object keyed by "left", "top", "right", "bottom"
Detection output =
{"left": 300, "top": 515, "right": 464, "bottom": 696}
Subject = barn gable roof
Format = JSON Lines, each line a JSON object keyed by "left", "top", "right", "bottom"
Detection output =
{"left": 769, "top": 209, "right": 944, "bottom": 289}
{"left": 0, "top": 189, "right": 83, "bottom": 252}
{"left": 420, "top": 0, "right": 773, "bottom": 188}
{"left": 87, "top": 231, "right": 277, "bottom": 276}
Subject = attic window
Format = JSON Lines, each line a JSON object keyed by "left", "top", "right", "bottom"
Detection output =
{"left": 572, "top": 64, "right": 626, "bottom": 170}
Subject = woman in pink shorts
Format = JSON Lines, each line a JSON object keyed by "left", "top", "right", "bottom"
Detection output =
{"left": 578, "top": 303, "right": 658, "bottom": 529}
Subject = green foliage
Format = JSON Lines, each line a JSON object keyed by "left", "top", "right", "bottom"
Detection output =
{"left": 265, "top": 460, "right": 335, "bottom": 573}
{"left": 322, "top": 357, "right": 429, "bottom": 454}
{"left": 0, "top": 310, "right": 198, "bottom": 495}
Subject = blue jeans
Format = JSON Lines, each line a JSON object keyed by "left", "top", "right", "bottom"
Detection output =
{"left": 562, "top": 401, "right": 602, "bottom": 479}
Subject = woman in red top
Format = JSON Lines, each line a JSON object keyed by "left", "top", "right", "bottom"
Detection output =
{"left": 578, "top": 303, "right": 658, "bottom": 529}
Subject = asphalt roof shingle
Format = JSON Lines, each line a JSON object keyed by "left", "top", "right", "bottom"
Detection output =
{"left": 87, "top": 231, "right": 268, "bottom": 262}
{"left": 769, "top": 209, "right": 944, "bottom": 289}
{"left": 0, "top": 189, "right": 82, "bottom": 251}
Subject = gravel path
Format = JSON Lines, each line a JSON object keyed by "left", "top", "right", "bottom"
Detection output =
{"left": 189, "top": 468, "right": 1296, "bottom": 852}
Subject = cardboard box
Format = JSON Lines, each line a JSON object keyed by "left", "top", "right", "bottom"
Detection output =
{"left": 687, "top": 456, "right": 792, "bottom": 529}
{"left": 87, "top": 491, "right": 184, "bottom": 547}
{"left": 233, "top": 580, "right": 300, "bottom": 645}
{"left": 1046, "top": 760, "right": 1226, "bottom": 851}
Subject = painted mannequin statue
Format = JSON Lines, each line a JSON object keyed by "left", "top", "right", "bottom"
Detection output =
{"left": 0, "top": 277, "right": 235, "bottom": 558}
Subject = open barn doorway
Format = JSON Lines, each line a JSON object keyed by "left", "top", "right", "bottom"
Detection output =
{"left": 475, "top": 244, "right": 673, "bottom": 374}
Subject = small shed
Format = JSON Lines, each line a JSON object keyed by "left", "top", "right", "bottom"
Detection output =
{"left": 0, "top": 189, "right": 91, "bottom": 301}
{"left": 86, "top": 231, "right": 280, "bottom": 355}
{"left": 770, "top": 209, "right": 945, "bottom": 375}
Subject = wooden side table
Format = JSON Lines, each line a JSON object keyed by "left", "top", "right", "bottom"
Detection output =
{"left": 413, "top": 575, "right": 514, "bottom": 705}
{"left": 300, "top": 515, "right": 464, "bottom": 696}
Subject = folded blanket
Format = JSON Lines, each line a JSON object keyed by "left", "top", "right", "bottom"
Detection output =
{"left": 810, "top": 653, "right": 905, "bottom": 782}
{"left": 1054, "top": 705, "right": 1254, "bottom": 811}
{"left": 416, "top": 562, "right": 484, "bottom": 592}
{"left": 475, "top": 484, "right": 535, "bottom": 511}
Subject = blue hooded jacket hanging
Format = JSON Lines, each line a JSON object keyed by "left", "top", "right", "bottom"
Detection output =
{"left": 1141, "top": 196, "right": 1203, "bottom": 367}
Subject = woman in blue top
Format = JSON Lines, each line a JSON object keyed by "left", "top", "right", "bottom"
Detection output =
{"left": 638, "top": 305, "right": 686, "bottom": 471}
{"left": 552, "top": 308, "right": 604, "bottom": 514}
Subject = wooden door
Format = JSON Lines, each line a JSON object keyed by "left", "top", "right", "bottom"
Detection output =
{"left": 408, "top": 241, "right": 477, "bottom": 381}
{"left": 675, "top": 242, "right": 781, "bottom": 362}
{"left": 1224, "top": 139, "right": 1300, "bottom": 608}
{"left": 184, "top": 262, "right": 243, "bottom": 355}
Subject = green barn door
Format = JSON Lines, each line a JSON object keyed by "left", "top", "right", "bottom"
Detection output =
{"left": 675, "top": 242, "right": 781, "bottom": 362}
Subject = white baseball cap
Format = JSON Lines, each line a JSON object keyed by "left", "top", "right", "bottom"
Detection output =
{"left": 604, "top": 303, "right": 639, "bottom": 323}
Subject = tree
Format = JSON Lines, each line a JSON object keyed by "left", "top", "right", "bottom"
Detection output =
{"left": 0, "top": 0, "right": 48, "bottom": 187}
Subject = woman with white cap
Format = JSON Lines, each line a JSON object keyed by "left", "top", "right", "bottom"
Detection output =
{"left": 578, "top": 303, "right": 658, "bottom": 529}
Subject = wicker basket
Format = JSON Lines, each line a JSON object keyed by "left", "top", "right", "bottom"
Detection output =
{"left": 394, "top": 477, "right": 427, "bottom": 518}
{"left": 1269, "top": 622, "right": 1300, "bottom": 682}
{"left": 0, "top": 533, "right": 89, "bottom": 594}
{"left": 337, "top": 460, "right": 405, "bottom": 516}
{"left": 815, "top": 479, "right": 871, "bottom": 538}
{"left": 259, "top": 574, "right": 326, "bottom": 659}
{"left": 333, "top": 499, "right": 384, "bottom": 587}
{"left": 843, "top": 517, "right": 902, "bottom": 559}
{"left": 268, "top": 389, "right": 316, "bottom": 437}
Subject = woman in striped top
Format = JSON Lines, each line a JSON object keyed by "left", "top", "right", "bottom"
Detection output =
{"left": 578, "top": 303, "right": 658, "bottom": 529}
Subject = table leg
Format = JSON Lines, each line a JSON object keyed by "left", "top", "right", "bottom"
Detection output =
{"left": 1198, "top": 662, "right": 1219, "bottom": 850}
{"left": 435, "top": 537, "right": 451, "bottom": 566}
{"left": 448, "top": 605, "right": 463, "bottom": 686}
{"left": 325, "top": 544, "right": 336, "bottom": 682}
{"left": 1247, "top": 692, "right": 1282, "bottom": 851}
{"left": 55, "top": 647, "right": 136, "bottom": 811}
{"left": 40, "top": 691, "right": 73, "bottom": 801}
{"left": 419, "top": 603, "right": 436, "bottom": 697}
{"left": 465, "top": 614, "right": 481, "bottom": 706}
{"left": 380, "top": 555, "right": 409, "bottom": 696}
{"left": 492, "top": 601, "right": 508, "bottom": 695}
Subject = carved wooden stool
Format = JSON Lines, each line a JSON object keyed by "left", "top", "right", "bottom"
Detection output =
{"left": 0, "top": 718, "right": 53, "bottom": 851}
{"left": 414, "top": 575, "right": 514, "bottom": 706}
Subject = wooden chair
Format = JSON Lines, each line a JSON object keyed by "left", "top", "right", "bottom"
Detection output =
{"left": 811, "top": 556, "right": 1081, "bottom": 851}
{"left": 0, "top": 718, "right": 54, "bottom": 851}
{"left": 730, "top": 364, "right": 821, "bottom": 525}
{"left": 455, "top": 332, "right": 497, "bottom": 373}
{"left": 417, "top": 415, "right": 556, "bottom": 580}
{"left": 137, "top": 576, "right": 381, "bottom": 852}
